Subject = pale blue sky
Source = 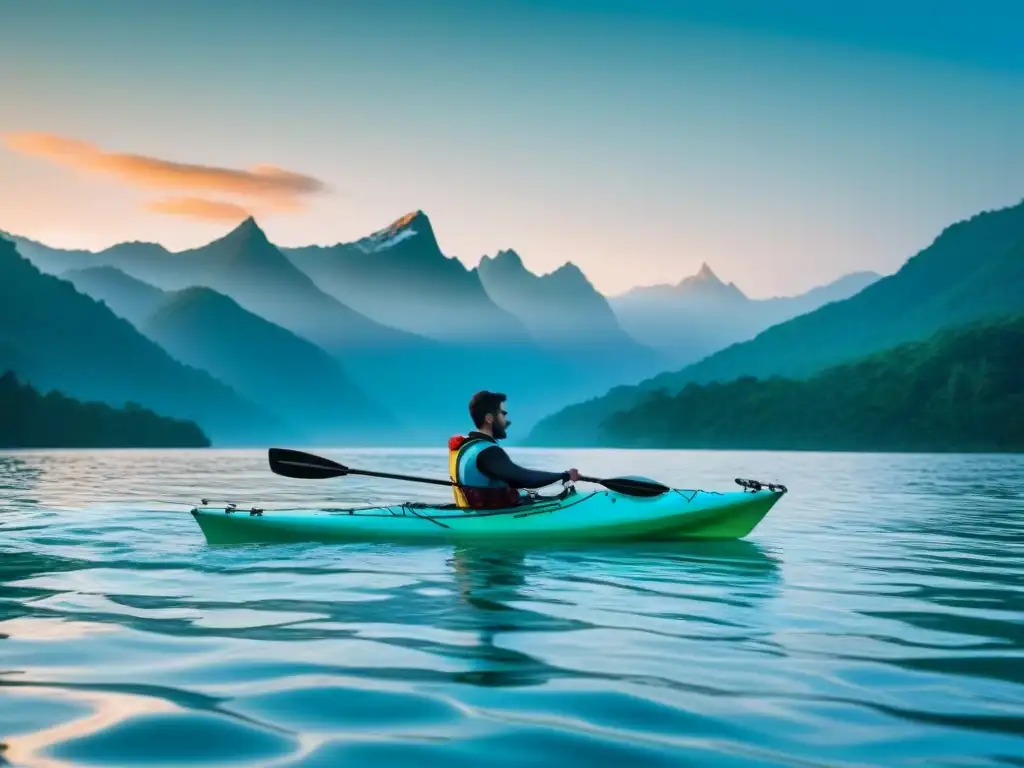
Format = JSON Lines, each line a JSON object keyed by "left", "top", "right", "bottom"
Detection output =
{"left": 2, "top": 0, "right": 1022, "bottom": 297}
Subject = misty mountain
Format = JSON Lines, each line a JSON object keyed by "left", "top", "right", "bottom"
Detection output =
{"left": 12, "top": 220, "right": 581, "bottom": 436}
{"left": 141, "top": 287, "right": 398, "bottom": 444}
{"left": 10, "top": 234, "right": 178, "bottom": 282}
{"left": 0, "top": 235, "right": 276, "bottom": 445}
{"left": 60, "top": 266, "right": 167, "bottom": 326}
{"left": 529, "top": 198, "right": 1024, "bottom": 445}
{"left": 476, "top": 248, "right": 637, "bottom": 342}
{"left": 610, "top": 262, "right": 881, "bottom": 367}
{"left": 475, "top": 248, "right": 667, "bottom": 384}
{"left": 282, "top": 212, "right": 666, "bottom": 427}
{"left": 57, "top": 262, "right": 402, "bottom": 443}
{"left": 173, "top": 218, "right": 590, "bottom": 434}
{"left": 283, "top": 211, "right": 532, "bottom": 344}
{"left": 15, "top": 219, "right": 432, "bottom": 365}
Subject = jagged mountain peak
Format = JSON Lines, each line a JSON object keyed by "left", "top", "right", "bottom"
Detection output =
{"left": 478, "top": 248, "right": 526, "bottom": 274}
{"left": 551, "top": 261, "right": 585, "bottom": 279}
{"left": 389, "top": 210, "right": 428, "bottom": 231}
{"left": 546, "top": 261, "right": 598, "bottom": 292}
{"left": 204, "top": 216, "right": 279, "bottom": 257}
{"left": 228, "top": 215, "right": 267, "bottom": 241}
{"left": 678, "top": 261, "right": 724, "bottom": 286}
{"left": 356, "top": 209, "right": 437, "bottom": 254}
{"left": 696, "top": 261, "right": 717, "bottom": 280}
{"left": 674, "top": 261, "right": 746, "bottom": 301}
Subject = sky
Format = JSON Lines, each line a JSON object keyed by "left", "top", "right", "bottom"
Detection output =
{"left": 1, "top": 0, "right": 1023, "bottom": 298}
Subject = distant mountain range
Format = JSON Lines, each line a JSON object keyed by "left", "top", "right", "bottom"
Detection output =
{"left": 6, "top": 213, "right": 665, "bottom": 441}
{"left": 528, "top": 197, "right": 1024, "bottom": 446}
{"left": 61, "top": 266, "right": 166, "bottom": 327}
{"left": 0, "top": 236, "right": 276, "bottom": 445}
{"left": 58, "top": 263, "right": 398, "bottom": 445}
{"left": 475, "top": 248, "right": 655, "bottom": 355}
{"left": 283, "top": 212, "right": 530, "bottom": 344}
{"left": 610, "top": 262, "right": 881, "bottom": 367}
{"left": 282, "top": 212, "right": 668, "bottom": 414}
{"left": 6, "top": 196, "right": 1019, "bottom": 450}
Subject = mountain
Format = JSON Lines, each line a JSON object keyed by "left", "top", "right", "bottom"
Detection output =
{"left": 8, "top": 234, "right": 177, "bottom": 281}
{"left": 477, "top": 249, "right": 638, "bottom": 342}
{"left": 779, "top": 270, "right": 883, "bottom": 314}
{"left": 0, "top": 235, "right": 276, "bottom": 444}
{"left": 283, "top": 211, "right": 532, "bottom": 344}
{"left": 610, "top": 263, "right": 881, "bottom": 367}
{"left": 475, "top": 248, "right": 667, "bottom": 386}
{"left": 11, "top": 219, "right": 570, "bottom": 437}
{"left": 141, "top": 287, "right": 397, "bottom": 444}
{"left": 529, "top": 198, "right": 1024, "bottom": 446}
{"left": 623, "top": 262, "right": 747, "bottom": 304}
{"left": 57, "top": 263, "right": 401, "bottom": 442}
{"left": 0, "top": 370, "right": 210, "bottom": 448}
{"left": 60, "top": 266, "right": 167, "bottom": 326}
{"left": 15, "top": 219, "right": 430, "bottom": 361}
{"left": 171, "top": 218, "right": 581, "bottom": 435}
{"left": 599, "top": 313, "right": 1024, "bottom": 452}
{"left": 283, "top": 212, "right": 663, "bottom": 428}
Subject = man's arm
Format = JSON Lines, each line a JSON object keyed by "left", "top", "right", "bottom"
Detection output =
{"left": 476, "top": 445, "right": 569, "bottom": 489}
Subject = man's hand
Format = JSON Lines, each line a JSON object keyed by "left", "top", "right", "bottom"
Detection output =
{"left": 566, "top": 468, "right": 580, "bottom": 483}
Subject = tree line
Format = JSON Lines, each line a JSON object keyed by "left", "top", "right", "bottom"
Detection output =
{"left": 0, "top": 371, "right": 210, "bottom": 448}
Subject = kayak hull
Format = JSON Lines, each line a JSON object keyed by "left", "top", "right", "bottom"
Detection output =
{"left": 189, "top": 486, "right": 785, "bottom": 546}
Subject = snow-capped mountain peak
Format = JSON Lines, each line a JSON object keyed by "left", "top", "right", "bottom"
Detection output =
{"left": 356, "top": 210, "right": 428, "bottom": 254}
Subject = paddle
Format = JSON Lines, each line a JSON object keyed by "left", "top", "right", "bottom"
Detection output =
{"left": 267, "top": 448, "right": 671, "bottom": 498}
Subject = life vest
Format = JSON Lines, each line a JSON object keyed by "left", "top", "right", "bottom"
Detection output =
{"left": 447, "top": 435, "right": 521, "bottom": 510}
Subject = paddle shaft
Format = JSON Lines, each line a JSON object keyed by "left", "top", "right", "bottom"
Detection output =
{"left": 271, "top": 453, "right": 463, "bottom": 487}
{"left": 348, "top": 466, "right": 465, "bottom": 489}
{"left": 269, "top": 448, "right": 668, "bottom": 497}
{"left": 344, "top": 468, "right": 661, "bottom": 496}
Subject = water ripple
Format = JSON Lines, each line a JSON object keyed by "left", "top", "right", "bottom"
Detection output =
{"left": 1, "top": 448, "right": 1023, "bottom": 766}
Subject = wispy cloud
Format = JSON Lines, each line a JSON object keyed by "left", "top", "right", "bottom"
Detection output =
{"left": 2, "top": 132, "right": 328, "bottom": 219}
{"left": 145, "top": 197, "right": 252, "bottom": 222}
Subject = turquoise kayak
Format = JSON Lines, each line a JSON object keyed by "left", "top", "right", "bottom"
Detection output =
{"left": 189, "top": 479, "right": 786, "bottom": 545}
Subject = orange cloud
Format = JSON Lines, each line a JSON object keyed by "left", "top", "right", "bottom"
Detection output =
{"left": 2, "top": 132, "right": 328, "bottom": 216}
{"left": 145, "top": 197, "right": 252, "bottom": 222}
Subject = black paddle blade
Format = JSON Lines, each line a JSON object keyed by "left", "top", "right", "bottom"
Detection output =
{"left": 268, "top": 448, "right": 349, "bottom": 479}
{"left": 592, "top": 476, "right": 671, "bottom": 497}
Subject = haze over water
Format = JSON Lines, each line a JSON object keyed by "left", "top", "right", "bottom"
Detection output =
{"left": 1, "top": 448, "right": 1022, "bottom": 766}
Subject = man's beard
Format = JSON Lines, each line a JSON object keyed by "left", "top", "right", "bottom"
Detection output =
{"left": 493, "top": 422, "right": 508, "bottom": 440}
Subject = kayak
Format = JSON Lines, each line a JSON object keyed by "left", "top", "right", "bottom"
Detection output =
{"left": 189, "top": 479, "right": 786, "bottom": 546}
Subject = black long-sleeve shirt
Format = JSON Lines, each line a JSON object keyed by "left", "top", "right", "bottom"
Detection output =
{"left": 467, "top": 432, "right": 569, "bottom": 489}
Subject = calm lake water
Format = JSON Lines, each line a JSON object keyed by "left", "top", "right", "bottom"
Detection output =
{"left": 1, "top": 448, "right": 1022, "bottom": 767}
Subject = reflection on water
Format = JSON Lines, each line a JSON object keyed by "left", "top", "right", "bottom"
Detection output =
{"left": 0, "top": 448, "right": 1022, "bottom": 766}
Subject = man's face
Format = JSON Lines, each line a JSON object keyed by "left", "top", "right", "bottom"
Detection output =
{"left": 491, "top": 405, "right": 510, "bottom": 439}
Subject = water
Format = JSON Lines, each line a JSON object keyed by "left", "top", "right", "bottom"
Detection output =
{"left": 1, "top": 448, "right": 1022, "bottom": 767}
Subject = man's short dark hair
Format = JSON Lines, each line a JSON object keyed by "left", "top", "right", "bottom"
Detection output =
{"left": 469, "top": 390, "right": 506, "bottom": 428}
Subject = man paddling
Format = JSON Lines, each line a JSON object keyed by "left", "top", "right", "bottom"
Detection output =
{"left": 447, "top": 390, "right": 580, "bottom": 509}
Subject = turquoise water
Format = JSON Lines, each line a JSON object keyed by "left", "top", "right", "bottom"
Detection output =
{"left": 1, "top": 448, "right": 1022, "bottom": 767}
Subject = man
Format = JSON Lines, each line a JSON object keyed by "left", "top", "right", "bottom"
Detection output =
{"left": 447, "top": 390, "right": 580, "bottom": 509}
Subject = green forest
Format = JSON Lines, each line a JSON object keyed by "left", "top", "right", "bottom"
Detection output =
{"left": 600, "top": 314, "right": 1024, "bottom": 452}
{"left": 0, "top": 371, "right": 210, "bottom": 448}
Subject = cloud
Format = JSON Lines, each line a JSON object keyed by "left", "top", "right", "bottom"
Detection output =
{"left": 145, "top": 197, "right": 253, "bottom": 222}
{"left": 2, "top": 132, "right": 328, "bottom": 218}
